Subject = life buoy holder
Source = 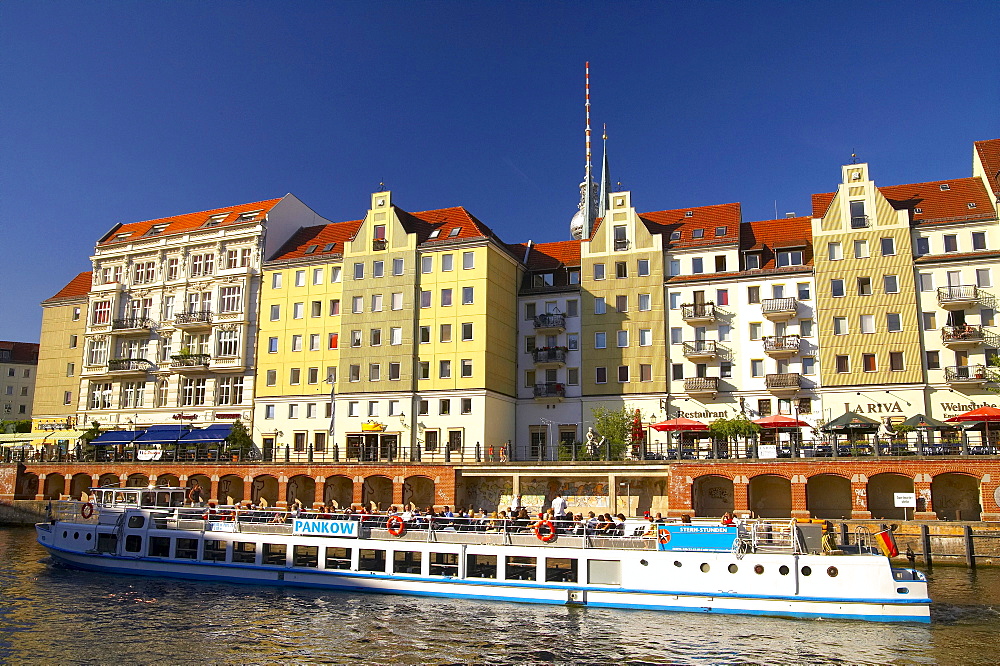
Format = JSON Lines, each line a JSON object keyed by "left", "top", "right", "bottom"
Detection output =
{"left": 534, "top": 520, "right": 556, "bottom": 542}
{"left": 387, "top": 515, "right": 406, "bottom": 537}
{"left": 80, "top": 503, "right": 94, "bottom": 519}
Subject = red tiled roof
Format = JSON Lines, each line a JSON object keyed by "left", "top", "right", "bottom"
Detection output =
{"left": 269, "top": 220, "right": 364, "bottom": 261}
{"left": 97, "top": 198, "right": 283, "bottom": 246}
{"left": 975, "top": 139, "right": 1000, "bottom": 196}
{"left": 510, "top": 240, "right": 581, "bottom": 270}
{"left": 393, "top": 206, "right": 502, "bottom": 246}
{"left": 811, "top": 192, "right": 835, "bottom": 218}
{"left": 639, "top": 203, "right": 742, "bottom": 248}
{"left": 0, "top": 341, "right": 40, "bottom": 363}
{"left": 43, "top": 272, "right": 92, "bottom": 303}
{"left": 741, "top": 217, "right": 814, "bottom": 270}
{"left": 879, "top": 178, "right": 994, "bottom": 225}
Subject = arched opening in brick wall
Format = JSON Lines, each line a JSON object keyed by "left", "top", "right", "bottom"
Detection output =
{"left": 126, "top": 473, "right": 149, "bottom": 487}
{"left": 287, "top": 475, "right": 317, "bottom": 508}
{"left": 806, "top": 474, "right": 852, "bottom": 519}
{"left": 188, "top": 474, "right": 212, "bottom": 501}
{"left": 70, "top": 473, "right": 92, "bottom": 500}
{"left": 749, "top": 475, "right": 791, "bottom": 518}
{"left": 156, "top": 473, "right": 180, "bottom": 487}
{"left": 43, "top": 473, "right": 65, "bottom": 500}
{"left": 218, "top": 475, "right": 245, "bottom": 505}
{"left": 15, "top": 473, "right": 38, "bottom": 500}
{"left": 931, "top": 473, "right": 982, "bottom": 521}
{"left": 252, "top": 475, "right": 279, "bottom": 507}
{"left": 867, "top": 473, "right": 914, "bottom": 520}
{"left": 98, "top": 473, "right": 120, "bottom": 488}
{"left": 403, "top": 476, "right": 435, "bottom": 509}
{"left": 323, "top": 476, "right": 353, "bottom": 508}
{"left": 363, "top": 475, "right": 393, "bottom": 511}
{"left": 692, "top": 475, "right": 733, "bottom": 517}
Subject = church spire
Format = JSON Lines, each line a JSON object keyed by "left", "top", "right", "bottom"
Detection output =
{"left": 598, "top": 123, "right": 611, "bottom": 219}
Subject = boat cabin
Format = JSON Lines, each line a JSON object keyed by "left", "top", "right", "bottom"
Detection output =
{"left": 90, "top": 486, "right": 186, "bottom": 509}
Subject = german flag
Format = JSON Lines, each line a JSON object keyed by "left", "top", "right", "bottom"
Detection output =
{"left": 874, "top": 529, "right": 899, "bottom": 558}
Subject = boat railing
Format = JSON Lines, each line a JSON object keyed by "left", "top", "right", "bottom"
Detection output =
{"left": 747, "top": 519, "right": 798, "bottom": 553}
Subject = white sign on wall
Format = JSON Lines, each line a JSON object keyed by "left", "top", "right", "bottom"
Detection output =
{"left": 894, "top": 493, "right": 916, "bottom": 508}
{"left": 758, "top": 444, "right": 778, "bottom": 459}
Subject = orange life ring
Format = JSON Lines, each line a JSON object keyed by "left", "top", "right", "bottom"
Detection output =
{"left": 81, "top": 502, "right": 94, "bottom": 519}
{"left": 534, "top": 519, "right": 556, "bottom": 542}
{"left": 387, "top": 515, "right": 406, "bottom": 537}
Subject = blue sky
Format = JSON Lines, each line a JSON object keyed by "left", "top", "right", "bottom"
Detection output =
{"left": 2, "top": 1, "right": 997, "bottom": 342}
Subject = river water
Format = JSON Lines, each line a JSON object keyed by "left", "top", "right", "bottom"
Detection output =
{"left": 1, "top": 527, "right": 998, "bottom": 665}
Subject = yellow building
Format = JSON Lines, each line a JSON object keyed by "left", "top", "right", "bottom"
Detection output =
{"left": 255, "top": 191, "right": 521, "bottom": 465}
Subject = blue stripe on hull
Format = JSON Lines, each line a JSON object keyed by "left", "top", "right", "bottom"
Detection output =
{"left": 43, "top": 548, "right": 930, "bottom": 624}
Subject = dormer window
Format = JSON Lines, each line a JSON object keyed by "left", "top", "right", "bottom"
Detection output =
{"left": 304, "top": 245, "right": 318, "bottom": 254}
{"left": 532, "top": 273, "right": 554, "bottom": 287}
{"left": 914, "top": 207, "right": 923, "bottom": 214}
{"left": 939, "top": 184, "right": 950, "bottom": 191}
{"left": 692, "top": 229, "right": 705, "bottom": 239}
{"left": 239, "top": 211, "right": 260, "bottom": 221}
{"left": 715, "top": 226, "right": 727, "bottom": 237}
{"left": 323, "top": 242, "right": 336, "bottom": 252}
{"left": 968, "top": 202, "right": 978, "bottom": 209}
{"left": 684, "top": 211, "right": 694, "bottom": 218}
{"left": 203, "top": 214, "right": 228, "bottom": 228}
{"left": 745, "top": 253, "right": 761, "bottom": 270}
{"left": 776, "top": 250, "right": 803, "bottom": 267}
{"left": 144, "top": 224, "right": 168, "bottom": 237}
{"left": 449, "top": 227, "right": 461, "bottom": 237}
{"left": 428, "top": 229, "right": 441, "bottom": 239}
{"left": 670, "top": 231, "right": 681, "bottom": 241}
{"left": 115, "top": 233, "right": 131, "bottom": 241}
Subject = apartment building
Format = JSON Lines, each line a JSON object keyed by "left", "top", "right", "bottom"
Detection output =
{"left": 76, "top": 195, "right": 328, "bottom": 429}
{"left": 256, "top": 191, "right": 521, "bottom": 463}
{"left": 0, "top": 341, "right": 40, "bottom": 419}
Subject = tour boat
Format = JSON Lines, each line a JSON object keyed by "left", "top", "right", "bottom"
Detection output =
{"left": 35, "top": 487, "right": 930, "bottom": 623}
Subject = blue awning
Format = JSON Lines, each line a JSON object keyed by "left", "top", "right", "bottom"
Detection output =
{"left": 134, "top": 425, "right": 190, "bottom": 445}
{"left": 90, "top": 430, "right": 141, "bottom": 445}
{"left": 180, "top": 424, "right": 233, "bottom": 443}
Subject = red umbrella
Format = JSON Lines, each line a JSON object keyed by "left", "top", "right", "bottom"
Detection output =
{"left": 752, "top": 414, "right": 810, "bottom": 428}
{"left": 946, "top": 406, "right": 1000, "bottom": 422}
{"left": 650, "top": 418, "right": 709, "bottom": 432}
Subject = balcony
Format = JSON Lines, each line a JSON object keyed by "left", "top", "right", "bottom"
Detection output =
{"left": 170, "top": 354, "right": 211, "bottom": 372}
{"left": 372, "top": 238, "right": 387, "bottom": 251}
{"left": 533, "top": 313, "right": 566, "bottom": 334}
{"left": 760, "top": 298, "right": 797, "bottom": 321}
{"left": 945, "top": 365, "right": 988, "bottom": 386}
{"left": 941, "top": 325, "right": 992, "bottom": 349}
{"left": 765, "top": 373, "right": 801, "bottom": 395}
{"left": 682, "top": 340, "right": 719, "bottom": 360}
{"left": 680, "top": 303, "right": 717, "bottom": 324}
{"left": 533, "top": 382, "right": 565, "bottom": 402}
{"left": 937, "top": 285, "right": 988, "bottom": 310}
{"left": 111, "top": 317, "right": 155, "bottom": 334}
{"left": 684, "top": 376, "right": 719, "bottom": 397}
{"left": 762, "top": 335, "right": 800, "bottom": 358}
{"left": 106, "top": 358, "right": 152, "bottom": 377}
{"left": 531, "top": 348, "right": 567, "bottom": 367}
{"left": 850, "top": 215, "right": 870, "bottom": 229}
{"left": 174, "top": 311, "right": 213, "bottom": 330}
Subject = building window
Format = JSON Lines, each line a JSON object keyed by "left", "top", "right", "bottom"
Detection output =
{"left": 369, "top": 364, "right": 380, "bottom": 381}
{"left": 827, "top": 242, "right": 842, "bottom": 261}
{"left": 617, "top": 330, "right": 629, "bottom": 347}
{"left": 977, "top": 269, "right": 992, "bottom": 288}
{"left": 639, "top": 329, "right": 652, "bottom": 346}
{"left": 860, "top": 314, "right": 875, "bottom": 334}
{"left": 594, "top": 297, "right": 606, "bottom": 315}
{"left": 830, "top": 279, "right": 845, "bottom": 298}
{"left": 925, "top": 350, "right": 940, "bottom": 369}
{"left": 594, "top": 332, "right": 606, "bottom": 349}
{"left": 264, "top": 405, "right": 275, "bottom": 419}
{"left": 751, "top": 359, "right": 763, "bottom": 378}
{"left": 854, "top": 240, "right": 869, "bottom": 259}
{"left": 889, "top": 352, "right": 905, "bottom": 371}
{"left": 922, "top": 312, "right": 936, "bottom": 330}
{"left": 836, "top": 355, "right": 849, "bottom": 373}
{"left": 776, "top": 250, "right": 803, "bottom": 267}
{"left": 418, "top": 361, "right": 429, "bottom": 380}
{"left": 861, "top": 353, "right": 876, "bottom": 372}
{"left": 857, "top": 277, "right": 872, "bottom": 296}
{"left": 880, "top": 237, "right": 896, "bottom": 256}
{"left": 371, "top": 329, "right": 382, "bottom": 346}
{"left": 461, "top": 323, "right": 473, "bottom": 341}
{"left": 745, "top": 253, "right": 760, "bottom": 270}
{"left": 354, "top": 263, "right": 365, "bottom": 279}
{"left": 749, "top": 323, "right": 761, "bottom": 340}
{"left": 372, "top": 260, "right": 384, "bottom": 278}
{"left": 671, "top": 364, "right": 683, "bottom": 380}
{"left": 349, "top": 365, "right": 361, "bottom": 382}
{"left": 266, "top": 370, "right": 276, "bottom": 386}
{"left": 919, "top": 273, "right": 934, "bottom": 292}
{"left": 802, "top": 357, "right": 816, "bottom": 375}
{"left": 328, "top": 333, "right": 338, "bottom": 349}
{"left": 637, "top": 259, "right": 650, "bottom": 276}
{"left": 420, "top": 291, "right": 431, "bottom": 308}
{"left": 289, "top": 368, "right": 301, "bottom": 385}
{"left": 886, "top": 313, "right": 902, "bottom": 332}
{"left": 331, "top": 266, "right": 342, "bottom": 283}
{"left": 616, "top": 295, "right": 628, "bottom": 312}
{"left": 594, "top": 263, "right": 605, "bottom": 280}
{"left": 617, "top": 365, "right": 629, "bottom": 383}
{"left": 943, "top": 235, "right": 958, "bottom": 253}
{"left": 973, "top": 232, "right": 987, "bottom": 251}
{"left": 669, "top": 259, "right": 680, "bottom": 276}
{"left": 389, "top": 362, "right": 401, "bottom": 380}
{"left": 439, "top": 360, "right": 451, "bottom": 379}
{"left": 462, "top": 251, "right": 475, "bottom": 269}
{"left": 595, "top": 367, "right": 607, "bottom": 384}
{"left": 460, "top": 359, "right": 473, "bottom": 378}
{"left": 833, "top": 317, "right": 848, "bottom": 335}
{"left": 747, "top": 286, "right": 760, "bottom": 304}
{"left": 692, "top": 257, "right": 704, "bottom": 274}
{"left": 915, "top": 237, "right": 929, "bottom": 255}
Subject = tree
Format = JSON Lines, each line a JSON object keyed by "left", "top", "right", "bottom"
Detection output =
{"left": 226, "top": 419, "right": 254, "bottom": 459}
{"left": 591, "top": 406, "right": 647, "bottom": 460}
{"left": 708, "top": 416, "right": 760, "bottom": 457}
{"left": 0, "top": 419, "right": 31, "bottom": 433}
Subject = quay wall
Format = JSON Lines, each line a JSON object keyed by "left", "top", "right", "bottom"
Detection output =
{"left": 0, "top": 500, "right": 49, "bottom": 526}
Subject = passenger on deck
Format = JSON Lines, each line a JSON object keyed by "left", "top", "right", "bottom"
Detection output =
{"left": 721, "top": 512, "right": 736, "bottom": 526}
{"left": 681, "top": 514, "right": 692, "bottom": 524}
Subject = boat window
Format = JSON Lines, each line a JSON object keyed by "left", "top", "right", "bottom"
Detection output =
{"left": 359, "top": 549, "right": 386, "bottom": 572}
{"left": 700, "top": 563, "right": 710, "bottom": 573}
{"left": 778, "top": 565, "right": 790, "bottom": 576}
{"left": 325, "top": 546, "right": 352, "bottom": 570}
{"left": 545, "top": 558, "right": 578, "bottom": 583}
{"left": 429, "top": 552, "right": 459, "bottom": 577}
{"left": 587, "top": 559, "right": 621, "bottom": 585}
{"left": 204, "top": 540, "right": 227, "bottom": 562}
{"left": 232, "top": 542, "right": 256, "bottom": 563}
{"left": 263, "top": 543, "right": 287, "bottom": 566}
{"left": 176, "top": 538, "right": 198, "bottom": 559}
{"left": 466, "top": 553, "right": 497, "bottom": 579}
{"left": 505, "top": 555, "right": 536, "bottom": 581}
{"left": 801, "top": 566, "right": 812, "bottom": 576}
{"left": 393, "top": 550, "right": 422, "bottom": 574}
{"left": 294, "top": 545, "right": 319, "bottom": 568}
{"left": 754, "top": 565, "right": 764, "bottom": 574}
{"left": 141, "top": 492, "right": 156, "bottom": 506}
{"left": 97, "top": 533, "right": 117, "bottom": 553}
{"left": 149, "top": 536, "right": 171, "bottom": 557}
{"left": 728, "top": 564, "right": 738, "bottom": 574}
{"left": 127, "top": 515, "right": 145, "bottom": 529}
{"left": 125, "top": 535, "right": 143, "bottom": 553}
{"left": 827, "top": 566, "right": 838, "bottom": 578}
